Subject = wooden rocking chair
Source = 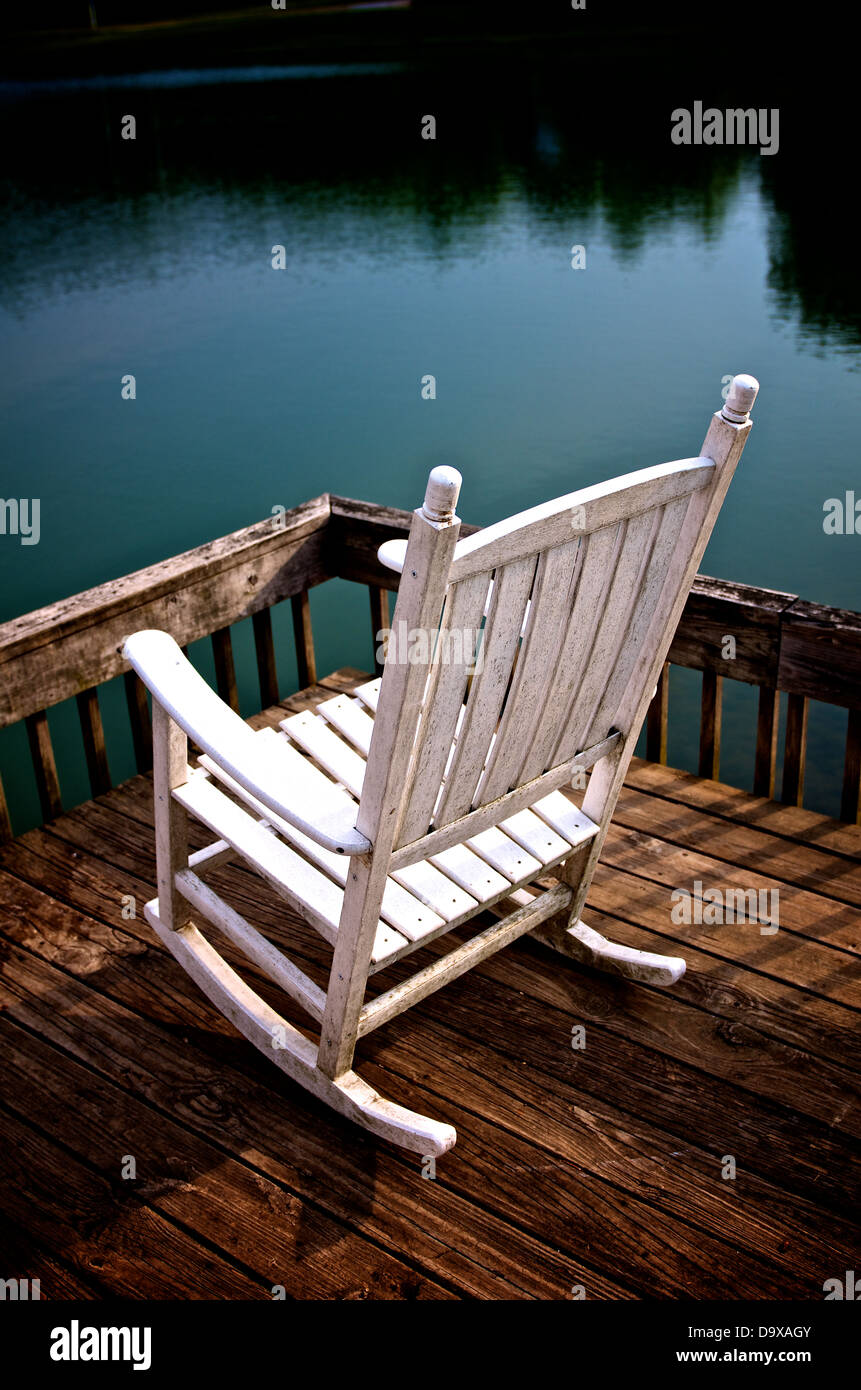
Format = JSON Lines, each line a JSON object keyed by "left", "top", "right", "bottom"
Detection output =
{"left": 123, "top": 374, "right": 759, "bottom": 1156}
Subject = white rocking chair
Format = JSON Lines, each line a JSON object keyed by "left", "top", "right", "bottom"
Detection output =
{"left": 123, "top": 374, "right": 759, "bottom": 1156}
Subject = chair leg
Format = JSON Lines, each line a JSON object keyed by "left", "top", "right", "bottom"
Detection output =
{"left": 532, "top": 915, "right": 686, "bottom": 987}
{"left": 146, "top": 901, "right": 457, "bottom": 1156}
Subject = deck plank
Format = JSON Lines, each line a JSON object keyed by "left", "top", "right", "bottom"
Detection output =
{"left": 0, "top": 910, "right": 625, "bottom": 1300}
{"left": 0, "top": 668, "right": 859, "bottom": 1300}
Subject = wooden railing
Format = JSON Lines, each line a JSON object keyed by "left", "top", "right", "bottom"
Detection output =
{"left": 0, "top": 494, "right": 859, "bottom": 840}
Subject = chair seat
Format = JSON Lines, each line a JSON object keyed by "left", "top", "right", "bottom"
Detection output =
{"left": 188, "top": 678, "right": 599, "bottom": 973}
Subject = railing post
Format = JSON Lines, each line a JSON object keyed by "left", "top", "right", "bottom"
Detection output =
{"left": 76, "top": 688, "right": 112, "bottom": 797}
{"left": 0, "top": 773, "right": 12, "bottom": 843}
{"left": 645, "top": 662, "right": 669, "bottom": 764}
{"left": 781, "top": 693, "right": 808, "bottom": 807}
{"left": 124, "top": 670, "right": 153, "bottom": 774}
{"left": 211, "top": 627, "right": 240, "bottom": 712}
{"left": 840, "top": 707, "right": 861, "bottom": 825}
{"left": 252, "top": 609, "right": 279, "bottom": 707}
{"left": 698, "top": 669, "right": 722, "bottom": 780}
{"left": 754, "top": 687, "right": 780, "bottom": 798}
{"left": 25, "top": 711, "right": 63, "bottom": 821}
{"left": 368, "top": 585, "right": 389, "bottom": 678}
{"left": 290, "top": 591, "right": 316, "bottom": 689}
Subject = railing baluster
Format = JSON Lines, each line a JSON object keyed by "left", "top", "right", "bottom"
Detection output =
{"left": 253, "top": 608, "right": 279, "bottom": 707}
{"left": 290, "top": 591, "right": 316, "bottom": 689}
{"left": 840, "top": 707, "right": 861, "bottom": 825}
{"left": 753, "top": 687, "right": 780, "bottom": 798}
{"left": 0, "top": 772, "right": 12, "bottom": 843}
{"left": 124, "top": 670, "right": 153, "bottom": 774}
{"left": 698, "top": 669, "right": 722, "bottom": 780}
{"left": 76, "top": 688, "right": 112, "bottom": 797}
{"left": 211, "top": 627, "right": 240, "bottom": 712}
{"left": 781, "top": 693, "right": 808, "bottom": 807}
{"left": 368, "top": 585, "right": 389, "bottom": 679}
{"left": 25, "top": 711, "right": 63, "bottom": 821}
{"left": 645, "top": 661, "right": 669, "bottom": 764}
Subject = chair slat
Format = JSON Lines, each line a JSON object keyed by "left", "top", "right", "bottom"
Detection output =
{"left": 580, "top": 496, "right": 691, "bottom": 752}
{"left": 281, "top": 711, "right": 366, "bottom": 798}
{"left": 753, "top": 687, "right": 780, "bottom": 798}
{"left": 429, "top": 843, "right": 511, "bottom": 900}
{"left": 530, "top": 790, "right": 598, "bottom": 844}
{"left": 388, "top": 857, "right": 477, "bottom": 923}
{"left": 497, "top": 808, "right": 570, "bottom": 862}
{"left": 353, "top": 678, "right": 381, "bottom": 712}
{"left": 25, "top": 710, "right": 62, "bottom": 821}
{"left": 317, "top": 694, "right": 375, "bottom": 757}
{"left": 291, "top": 590, "right": 317, "bottom": 689}
{"left": 174, "top": 773, "right": 407, "bottom": 966}
{"left": 464, "top": 825, "right": 542, "bottom": 882}
{"left": 434, "top": 555, "right": 536, "bottom": 824}
{"left": 211, "top": 627, "right": 240, "bottom": 713}
{"left": 397, "top": 571, "right": 490, "bottom": 844}
{"left": 557, "top": 505, "right": 665, "bottom": 761}
{"left": 698, "top": 668, "right": 723, "bottom": 780}
{"left": 197, "top": 752, "right": 445, "bottom": 943}
{"left": 478, "top": 539, "right": 583, "bottom": 805}
{"left": 76, "top": 687, "right": 112, "bottom": 798}
{"left": 124, "top": 669, "right": 153, "bottom": 774}
{"left": 517, "top": 527, "right": 620, "bottom": 784}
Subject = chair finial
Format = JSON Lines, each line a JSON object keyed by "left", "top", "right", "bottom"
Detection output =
{"left": 422, "top": 466, "right": 462, "bottom": 522}
{"left": 721, "top": 373, "right": 759, "bottom": 423}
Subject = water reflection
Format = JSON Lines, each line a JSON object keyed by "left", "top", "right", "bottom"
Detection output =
{"left": 2, "top": 53, "right": 856, "bottom": 356}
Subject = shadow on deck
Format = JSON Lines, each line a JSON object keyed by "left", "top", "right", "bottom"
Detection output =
{"left": 0, "top": 669, "right": 858, "bottom": 1300}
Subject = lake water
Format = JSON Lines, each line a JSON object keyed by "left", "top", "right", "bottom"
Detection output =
{"left": 1, "top": 49, "right": 858, "bottom": 827}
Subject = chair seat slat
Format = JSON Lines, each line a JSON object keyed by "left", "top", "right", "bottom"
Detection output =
{"left": 317, "top": 694, "right": 375, "bottom": 757}
{"left": 197, "top": 750, "right": 446, "bottom": 943}
{"left": 463, "top": 825, "right": 542, "bottom": 882}
{"left": 428, "top": 843, "right": 512, "bottom": 900}
{"left": 353, "top": 678, "right": 381, "bottom": 711}
{"left": 281, "top": 710, "right": 366, "bottom": 798}
{"left": 173, "top": 772, "right": 408, "bottom": 966}
{"left": 497, "top": 807, "right": 571, "bottom": 862}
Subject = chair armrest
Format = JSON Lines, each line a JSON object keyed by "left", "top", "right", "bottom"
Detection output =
{"left": 123, "top": 630, "right": 371, "bottom": 856}
{"left": 377, "top": 538, "right": 407, "bottom": 574}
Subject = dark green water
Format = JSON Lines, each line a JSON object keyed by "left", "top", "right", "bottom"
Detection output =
{"left": 1, "top": 50, "right": 858, "bottom": 828}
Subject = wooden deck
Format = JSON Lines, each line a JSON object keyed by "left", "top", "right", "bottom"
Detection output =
{"left": 1, "top": 668, "right": 858, "bottom": 1301}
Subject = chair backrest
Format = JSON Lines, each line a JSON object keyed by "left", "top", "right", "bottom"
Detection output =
{"left": 359, "top": 375, "right": 759, "bottom": 868}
